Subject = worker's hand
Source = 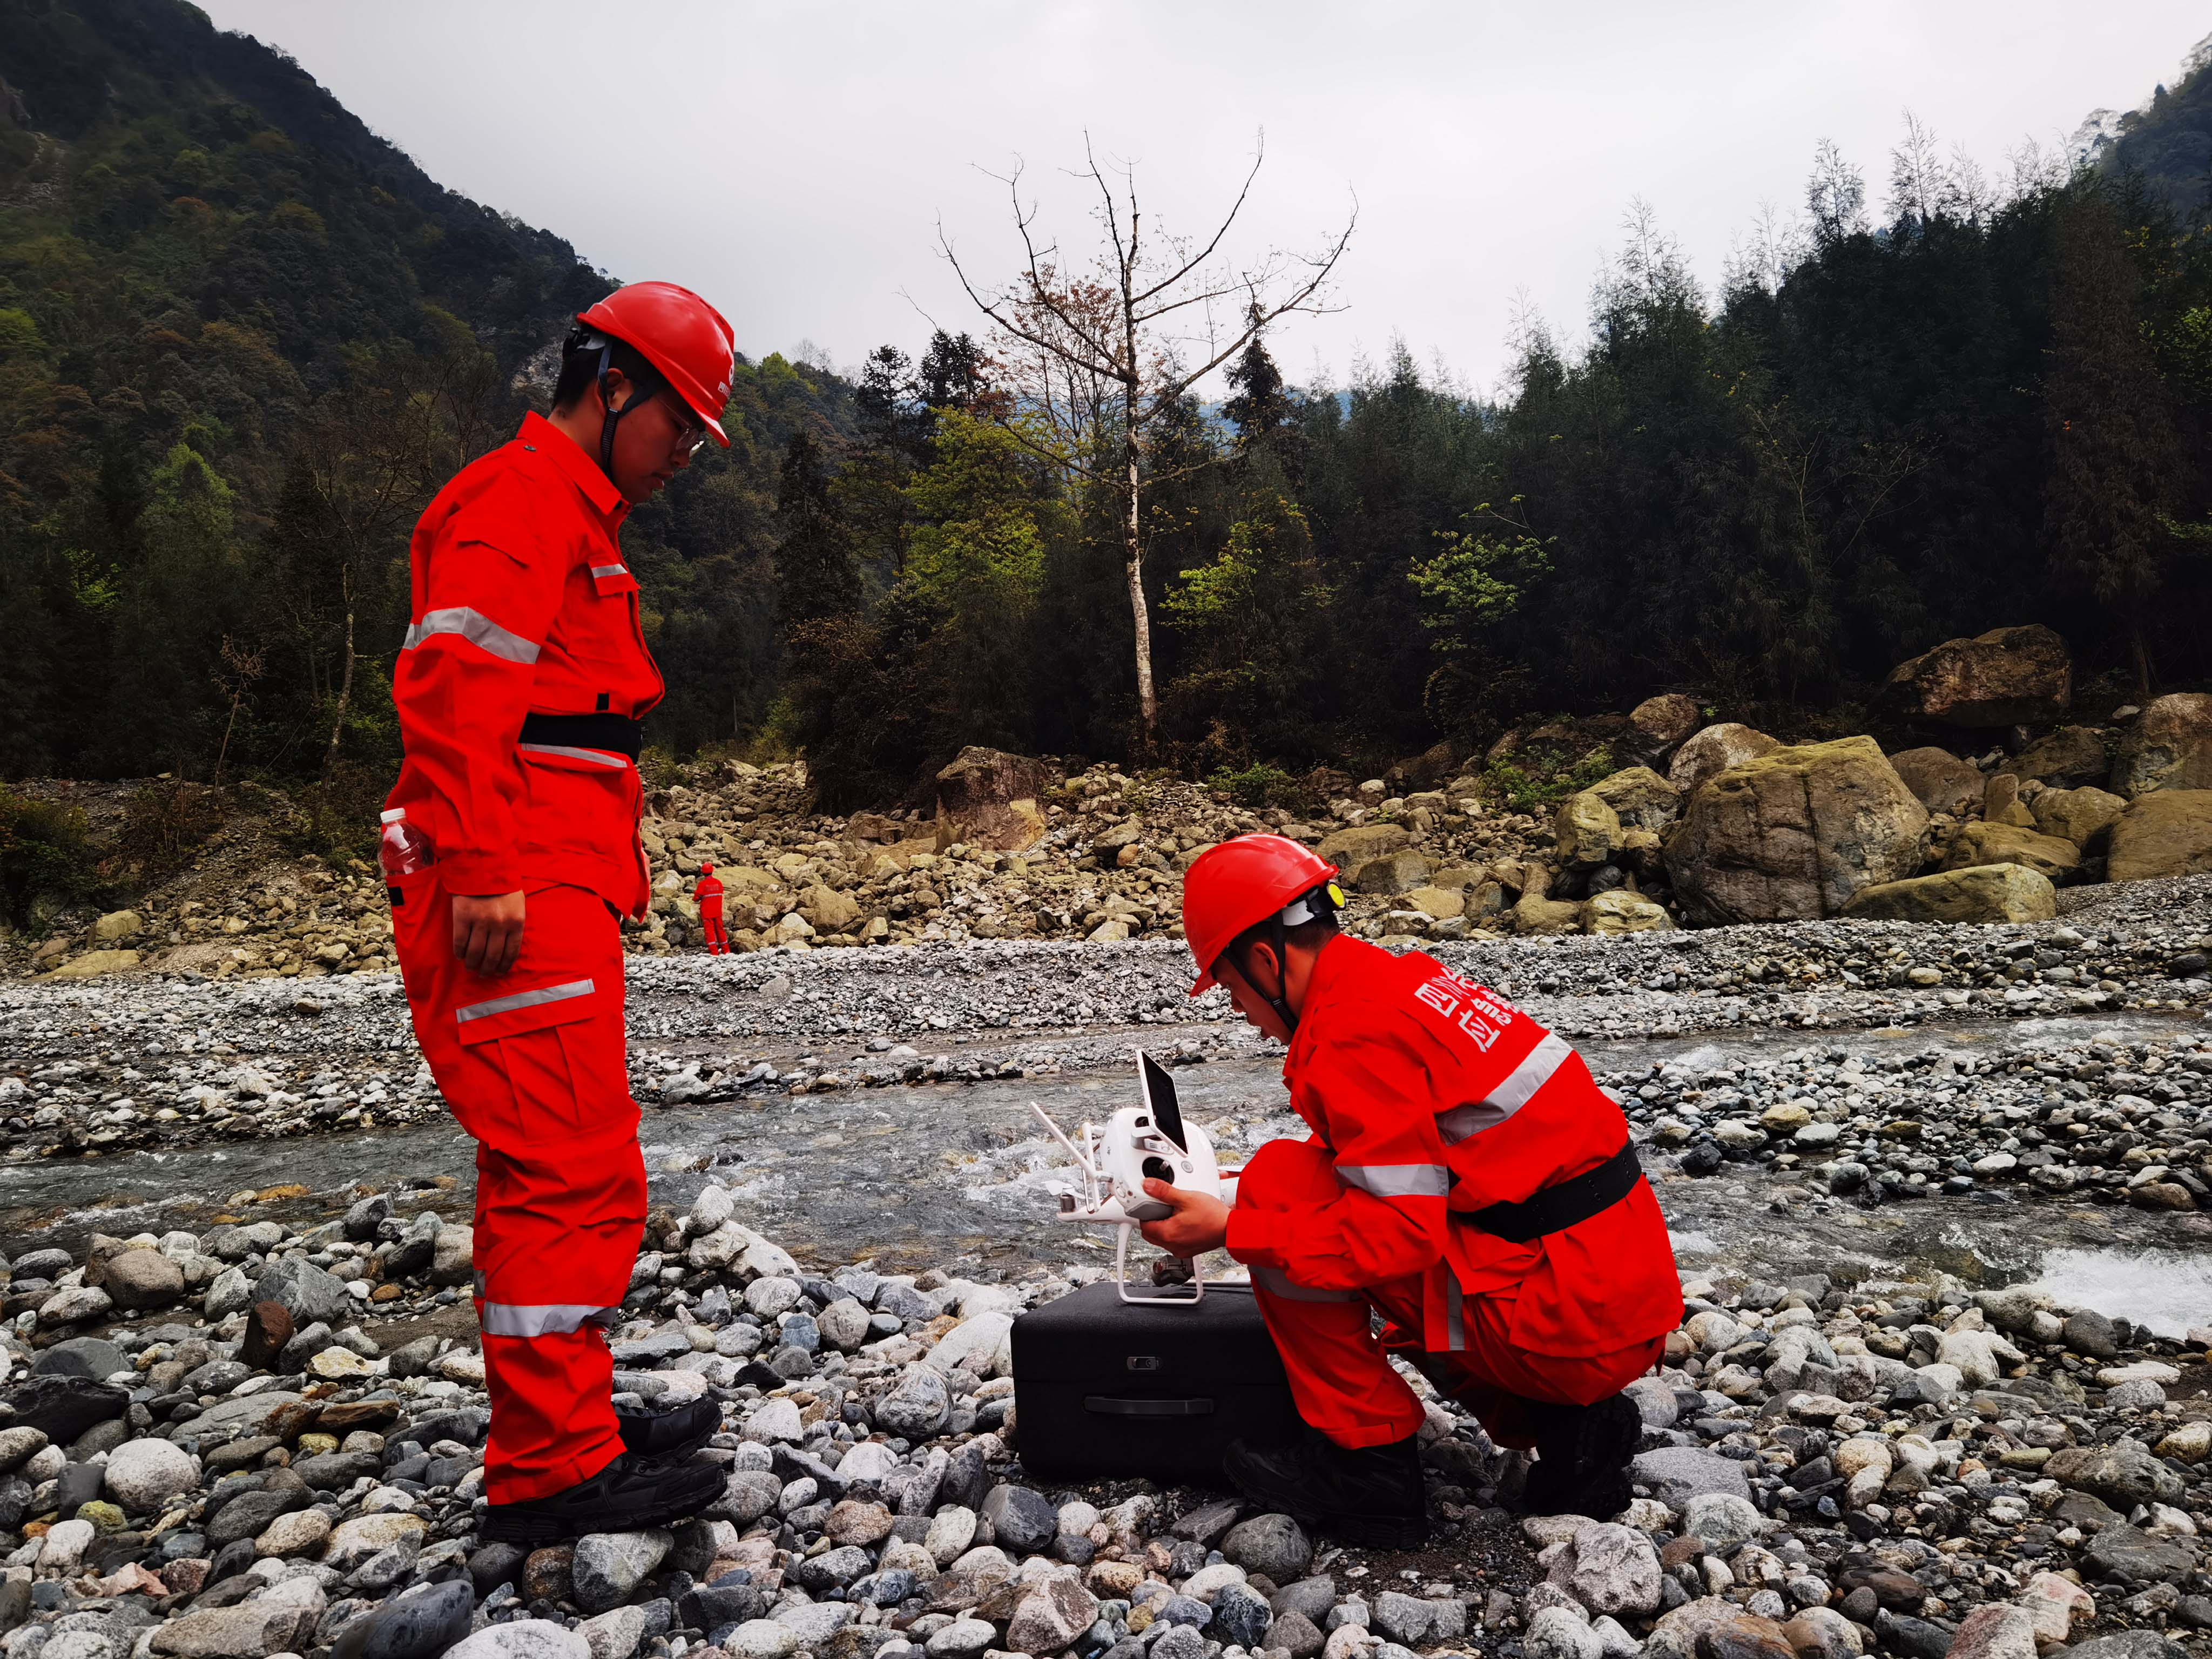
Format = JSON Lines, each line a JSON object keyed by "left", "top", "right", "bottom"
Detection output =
{"left": 1138, "top": 1179, "right": 1230, "bottom": 1258}
{"left": 453, "top": 890, "right": 525, "bottom": 978}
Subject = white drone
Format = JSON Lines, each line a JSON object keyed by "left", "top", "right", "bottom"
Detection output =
{"left": 1030, "top": 1051, "right": 1228, "bottom": 1305}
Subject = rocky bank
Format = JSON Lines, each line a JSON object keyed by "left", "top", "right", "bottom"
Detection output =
{"left": 2, "top": 1164, "right": 2212, "bottom": 1659}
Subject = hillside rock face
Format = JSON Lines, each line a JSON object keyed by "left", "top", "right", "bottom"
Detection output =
{"left": 933, "top": 747, "right": 1046, "bottom": 851}
{"left": 1665, "top": 737, "right": 1930, "bottom": 924}
{"left": 2110, "top": 694, "right": 2212, "bottom": 798}
{"left": 1879, "top": 624, "right": 2072, "bottom": 727}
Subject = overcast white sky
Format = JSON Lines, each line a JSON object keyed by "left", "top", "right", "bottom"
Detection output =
{"left": 197, "top": 2, "right": 2208, "bottom": 397}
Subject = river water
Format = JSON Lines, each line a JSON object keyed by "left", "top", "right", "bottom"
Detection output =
{"left": 5, "top": 1007, "right": 2206, "bottom": 1331}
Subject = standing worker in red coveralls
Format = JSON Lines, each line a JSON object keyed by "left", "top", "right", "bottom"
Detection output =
{"left": 1139, "top": 834, "right": 1682, "bottom": 1544}
{"left": 694, "top": 863, "right": 727, "bottom": 954}
{"left": 383, "top": 283, "right": 737, "bottom": 1543}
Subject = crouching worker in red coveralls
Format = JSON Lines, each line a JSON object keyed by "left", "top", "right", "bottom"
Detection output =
{"left": 383, "top": 282, "right": 740, "bottom": 1543}
{"left": 695, "top": 864, "right": 728, "bottom": 954}
{"left": 1139, "top": 835, "right": 1683, "bottom": 1545}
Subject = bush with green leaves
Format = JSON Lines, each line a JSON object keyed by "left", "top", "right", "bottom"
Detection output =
{"left": 1481, "top": 744, "right": 1616, "bottom": 813}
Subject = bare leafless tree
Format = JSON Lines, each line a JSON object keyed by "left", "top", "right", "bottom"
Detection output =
{"left": 938, "top": 132, "right": 1353, "bottom": 740}
{"left": 212, "top": 634, "right": 265, "bottom": 786}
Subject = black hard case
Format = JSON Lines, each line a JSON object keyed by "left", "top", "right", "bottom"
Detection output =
{"left": 1011, "top": 1280, "right": 1304, "bottom": 1482}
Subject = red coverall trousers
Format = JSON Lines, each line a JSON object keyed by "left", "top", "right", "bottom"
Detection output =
{"left": 1239, "top": 1139, "right": 1665, "bottom": 1451}
{"left": 699, "top": 905, "right": 727, "bottom": 954}
{"left": 392, "top": 875, "right": 644, "bottom": 1503}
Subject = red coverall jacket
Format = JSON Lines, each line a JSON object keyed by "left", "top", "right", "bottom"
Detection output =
{"left": 694, "top": 873, "right": 724, "bottom": 919}
{"left": 383, "top": 410, "right": 660, "bottom": 913}
{"left": 1225, "top": 934, "right": 1682, "bottom": 1358}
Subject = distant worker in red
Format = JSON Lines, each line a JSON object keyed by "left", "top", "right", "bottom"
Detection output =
{"left": 695, "top": 862, "right": 727, "bottom": 954}
{"left": 382, "top": 282, "right": 737, "bottom": 1542}
{"left": 1141, "top": 835, "right": 1681, "bottom": 1543}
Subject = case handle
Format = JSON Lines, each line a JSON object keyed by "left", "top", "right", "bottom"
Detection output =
{"left": 1084, "top": 1397, "right": 1216, "bottom": 1417}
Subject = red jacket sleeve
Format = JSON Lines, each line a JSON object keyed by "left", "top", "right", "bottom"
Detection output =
{"left": 392, "top": 487, "right": 569, "bottom": 895}
{"left": 1225, "top": 1029, "right": 1451, "bottom": 1290}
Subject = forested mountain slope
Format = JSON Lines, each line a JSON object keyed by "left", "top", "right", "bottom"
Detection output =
{"left": 2102, "top": 35, "right": 2212, "bottom": 212}
{"left": 0, "top": 0, "right": 851, "bottom": 788}
{"left": 5, "top": 0, "right": 2212, "bottom": 838}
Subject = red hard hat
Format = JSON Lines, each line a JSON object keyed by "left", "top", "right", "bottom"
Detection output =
{"left": 575, "top": 281, "right": 737, "bottom": 447}
{"left": 700, "top": 862, "right": 714, "bottom": 874}
{"left": 1182, "top": 834, "right": 1339, "bottom": 997}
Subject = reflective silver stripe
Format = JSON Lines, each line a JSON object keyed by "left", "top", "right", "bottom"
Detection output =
{"left": 590, "top": 562, "right": 628, "bottom": 579}
{"left": 473, "top": 1270, "right": 487, "bottom": 1298}
{"left": 1444, "top": 1262, "right": 1466, "bottom": 1352}
{"left": 518, "top": 743, "right": 632, "bottom": 769}
{"left": 1437, "top": 1101, "right": 1509, "bottom": 1145}
{"left": 1250, "top": 1263, "right": 1359, "bottom": 1304}
{"left": 1437, "top": 1031, "right": 1576, "bottom": 1143}
{"left": 1338, "top": 1163, "right": 1451, "bottom": 1199}
{"left": 478, "top": 1301, "right": 618, "bottom": 1338}
{"left": 454, "top": 977, "right": 595, "bottom": 1024}
{"left": 402, "top": 606, "right": 541, "bottom": 664}
{"left": 1488, "top": 1032, "right": 1575, "bottom": 1114}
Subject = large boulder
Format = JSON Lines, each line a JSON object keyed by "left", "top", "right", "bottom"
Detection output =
{"left": 1943, "top": 822, "right": 2080, "bottom": 884}
{"left": 1555, "top": 791, "right": 1621, "bottom": 869}
{"left": 1887, "top": 747, "right": 1982, "bottom": 817}
{"left": 1513, "top": 893, "right": 1584, "bottom": 936}
{"left": 2032, "top": 786, "right": 2127, "bottom": 851}
{"left": 933, "top": 747, "right": 1047, "bottom": 852}
{"left": 1668, "top": 724, "right": 1779, "bottom": 798}
{"left": 1589, "top": 766, "right": 1681, "bottom": 831}
{"left": 1316, "top": 822, "right": 1410, "bottom": 869}
{"left": 1879, "top": 624, "right": 2071, "bottom": 727}
{"left": 1349, "top": 851, "right": 1433, "bottom": 895}
{"left": 1839, "top": 864, "right": 2056, "bottom": 925}
{"left": 2012, "top": 726, "right": 2110, "bottom": 788}
{"left": 1582, "top": 892, "right": 1674, "bottom": 934}
{"left": 1626, "top": 694, "right": 1704, "bottom": 765}
{"left": 2107, "top": 791, "right": 2212, "bottom": 884}
{"left": 2111, "top": 694, "right": 2212, "bottom": 798}
{"left": 46, "top": 949, "right": 138, "bottom": 980}
{"left": 1664, "top": 737, "right": 1929, "bottom": 924}
{"left": 799, "top": 885, "right": 862, "bottom": 935}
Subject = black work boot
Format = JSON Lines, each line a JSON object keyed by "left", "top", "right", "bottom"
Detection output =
{"left": 1224, "top": 1429, "right": 1428, "bottom": 1548}
{"left": 1520, "top": 1393, "right": 1641, "bottom": 1519}
{"left": 616, "top": 1393, "right": 719, "bottom": 1459}
{"left": 481, "top": 1450, "right": 725, "bottom": 1544}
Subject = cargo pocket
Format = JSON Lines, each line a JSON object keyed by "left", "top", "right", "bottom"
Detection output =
{"left": 450, "top": 976, "right": 604, "bottom": 1149}
{"left": 453, "top": 975, "right": 601, "bottom": 1046}
{"left": 516, "top": 747, "right": 633, "bottom": 865}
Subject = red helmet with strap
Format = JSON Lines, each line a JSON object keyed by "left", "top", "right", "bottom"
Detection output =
{"left": 1182, "top": 834, "right": 1340, "bottom": 999}
{"left": 574, "top": 281, "right": 737, "bottom": 447}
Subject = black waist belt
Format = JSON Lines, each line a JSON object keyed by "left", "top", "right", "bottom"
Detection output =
{"left": 1458, "top": 1142, "right": 1643, "bottom": 1243}
{"left": 518, "top": 712, "right": 643, "bottom": 760}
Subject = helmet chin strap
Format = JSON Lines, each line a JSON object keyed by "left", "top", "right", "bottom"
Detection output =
{"left": 590, "top": 339, "right": 664, "bottom": 480}
{"left": 1235, "top": 917, "right": 1300, "bottom": 1037}
{"left": 1229, "top": 881, "right": 1343, "bottom": 1038}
